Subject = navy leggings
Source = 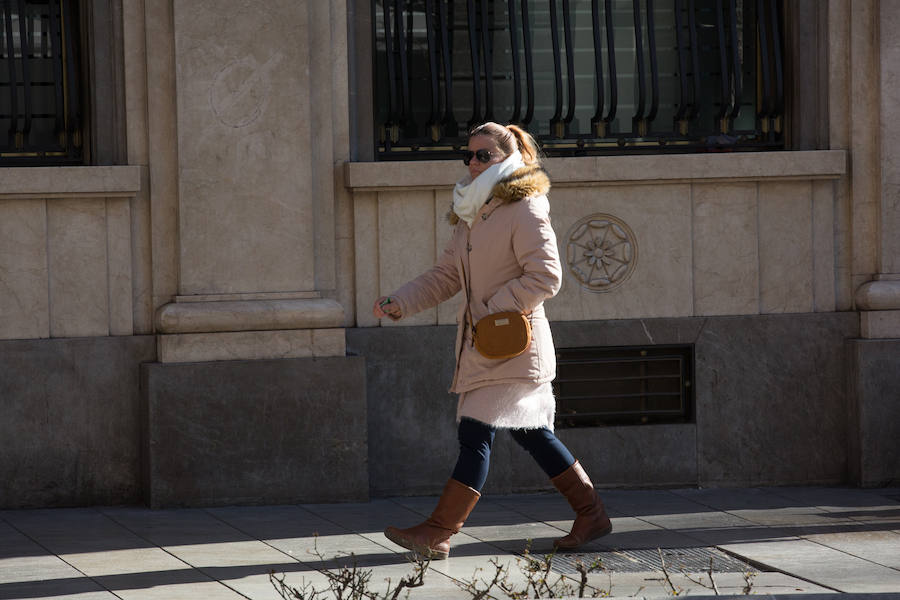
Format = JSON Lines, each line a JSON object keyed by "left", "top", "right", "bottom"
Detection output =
{"left": 451, "top": 417, "right": 575, "bottom": 492}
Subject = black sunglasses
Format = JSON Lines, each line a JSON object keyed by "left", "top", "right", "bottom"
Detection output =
{"left": 462, "top": 149, "right": 493, "bottom": 166}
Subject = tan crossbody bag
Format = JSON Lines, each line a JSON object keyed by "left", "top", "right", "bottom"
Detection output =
{"left": 462, "top": 252, "right": 532, "bottom": 360}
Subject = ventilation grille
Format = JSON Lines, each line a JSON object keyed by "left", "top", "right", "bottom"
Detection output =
{"left": 554, "top": 345, "right": 693, "bottom": 427}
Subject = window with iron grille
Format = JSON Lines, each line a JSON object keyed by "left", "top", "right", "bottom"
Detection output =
{"left": 0, "top": 0, "right": 83, "bottom": 165}
{"left": 553, "top": 344, "right": 693, "bottom": 427}
{"left": 372, "top": 0, "right": 784, "bottom": 160}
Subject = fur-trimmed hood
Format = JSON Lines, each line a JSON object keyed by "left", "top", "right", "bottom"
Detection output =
{"left": 450, "top": 164, "right": 550, "bottom": 224}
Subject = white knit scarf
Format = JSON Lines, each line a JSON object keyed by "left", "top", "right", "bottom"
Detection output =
{"left": 452, "top": 150, "right": 525, "bottom": 227}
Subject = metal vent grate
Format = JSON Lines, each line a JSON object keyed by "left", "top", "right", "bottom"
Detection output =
{"left": 553, "top": 345, "right": 693, "bottom": 427}
{"left": 547, "top": 547, "right": 760, "bottom": 574}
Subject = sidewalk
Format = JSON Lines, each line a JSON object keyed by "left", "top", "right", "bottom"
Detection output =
{"left": 1, "top": 485, "right": 899, "bottom": 600}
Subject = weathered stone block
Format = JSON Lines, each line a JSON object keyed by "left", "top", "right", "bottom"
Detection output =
{"left": 141, "top": 356, "right": 367, "bottom": 507}
{"left": 694, "top": 313, "right": 859, "bottom": 487}
{"left": 847, "top": 338, "right": 900, "bottom": 487}
{"left": 347, "top": 326, "right": 459, "bottom": 497}
{"left": 0, "top": 336, "right": 156, "bottom": 508}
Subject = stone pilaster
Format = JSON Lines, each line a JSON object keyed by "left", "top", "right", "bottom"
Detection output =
{"left": 850, "top": 1, "right": 900, "bottom": 337}
{"left": 154, "top": 1, "right": 348, "bottom": 360}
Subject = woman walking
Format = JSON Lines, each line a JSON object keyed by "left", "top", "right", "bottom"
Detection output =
{"left": 373, "top": 122, "right": 612, "bottom": 560}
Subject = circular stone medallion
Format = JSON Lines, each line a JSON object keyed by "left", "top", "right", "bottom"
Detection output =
{"left": 564, "top": 213, "right": 638, "bottom": 292}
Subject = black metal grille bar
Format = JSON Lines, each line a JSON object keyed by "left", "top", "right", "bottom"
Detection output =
{"left": 603, "top": 0, "right": 617, "bottom": 128}
{"left": 480, "top": 0, "right": 493, "bottom": 122}
{"left": 3, "top": 0, "right": 20, "bottom": 148}
{"left": 47, "top": 0, "right": 64, "bottom": 140}
{"left": 466, "top": 0, "right": 480, "bottom": 128}
{"left": 686, "top": 0, "right": 702, "bottom": 122}
{"left": 425, "top": 0, "right": 439, "bottom": 139}
{"left": 372, "top": 0, "right": 784, "bottom": 159}
{"left": 437, "top": 0, "right": 456, "bottom": 135}
{"left": 394, "top": 0, "right": 410, "bottom": 128}
{"left": 589, "top": 0, "right": 604, "bottom": 135}
{"left": 507, "top": 0, "right": 521, "bottom": 123}
{"left": 714, "top": 0, "right": 730, "bottom": 130}
{"left": 561, "top": 0, "right": 575, "bottom": 132}
{"left": 16, "top": 0, "right": 32, "bottom": 142}
{"left": 727, "top": 0, "right": 742, "bottom": 124}
{"left": 770, "top": 0, "right": 784, "bottom": 130}
{"left": 61, "top": 0, "right": 80, "bottom": 147}
{"left": 548, "top": 0, "right": 563, "bottom": 137}
{"left": 631, "top": 0, "right": 646, "bottom": 135}
{"left": 521, "top": 0, "right": 534, "bottom": 125}
{"left": 645, "top": 0, "right": 660, "bottom": 126}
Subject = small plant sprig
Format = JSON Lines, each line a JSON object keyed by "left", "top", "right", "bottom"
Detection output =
{"left": 453, "top": 541, "right": 609, "bottom": 598}
{"left": 269, "top": 535, "right": 430, "bottom": 600}
{"left": 658, "top": 548, "right": 757, "bottom": 597}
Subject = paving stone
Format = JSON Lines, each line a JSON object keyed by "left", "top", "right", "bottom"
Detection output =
{"left": 1, "top": 509, "right": 148, "bottom": 555}
{"left": 0, "top": 520, "right": 83, "bottom": 585}
{"left": 802, "top": 529, "right": 900, "bottom": 570}
{"left": 720, "top": 538, "right": 900, "bottom": 592}
{"left": 596, "top": 489, "right": 713, "bottom": 518}
{"left": 0, "top": 578, "right": 117, "bottom": 600}
{"left": 101, "top": 507, "right": 306, "bottom": 600}
{"left": 636, "top": 508, "right": 757, "bottom": 532}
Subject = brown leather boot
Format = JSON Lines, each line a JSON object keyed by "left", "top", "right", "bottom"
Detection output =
{"left": 383, "top": 479, "right": 480, "bottom": 560}
{"left": 551, "top": 461, "right": 612, "bottom": 549}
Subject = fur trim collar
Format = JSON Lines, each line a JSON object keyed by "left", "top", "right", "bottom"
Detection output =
{"left": 449, "top": 164, "right": 550, "bottom": 224}
{"left": 491, "top": 164, "right": 551, "bottom": 203}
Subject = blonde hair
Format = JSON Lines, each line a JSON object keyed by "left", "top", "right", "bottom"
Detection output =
{"left": 468, "top": 122, "right": 541, "bottom": 165}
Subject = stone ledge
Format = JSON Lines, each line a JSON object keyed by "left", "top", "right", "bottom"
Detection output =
{"left": 345, "top": 150, "right": 847, "bottom": 191}
{"left": 157, "top": 328, "right": 345, "bottom": 363}
{"left": 0, "top": 165, "right": 142, "bottom": 198}
{"left": 155, "top": 298, "right": 344, "bottom": 334}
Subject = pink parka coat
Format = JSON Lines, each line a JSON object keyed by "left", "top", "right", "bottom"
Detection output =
{"left": 390, "top": 164, "right": 563, "bottom": 393}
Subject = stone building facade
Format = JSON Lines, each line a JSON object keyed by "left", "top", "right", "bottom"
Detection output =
{"left": 0, "top": 1, "right": 897, "bottom": 508}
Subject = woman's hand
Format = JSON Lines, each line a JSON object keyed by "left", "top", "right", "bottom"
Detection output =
{"left": 373, "top": 296, "right": 403, "bottom": 320}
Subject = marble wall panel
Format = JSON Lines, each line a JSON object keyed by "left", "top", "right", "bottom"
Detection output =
{"left": 434, "top": 190, "right": 462, "bottom": 326}
{"left": 692, "top": 183, "right": 760, "bottom": 315}
{"left": 548, "top": 184, "right": 693, "bottom": 321}
{"left": 173, "top": 0, "right": 315, "bottom": 294}
{"left": 47, "top": 200, "right": 109, "bottom": 338}
{"left": 378, "top": 190, "right": 436, "bottom": 326}
{"left": 0, "top": 200, "right": 49, "bottom": 340}
{"left": 758, "top": 181, "right": 814, "bottom": 313}
{"left": 106, "top": 199, "right": 133, "bottom": 336}
{"left": 354, "top": 192, "right": 379, "bottom": 328}
{"left": 812, "top": 180, "right": 837, "bottom": 312}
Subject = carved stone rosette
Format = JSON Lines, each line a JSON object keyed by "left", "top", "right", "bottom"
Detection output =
{"left": 564, "top": 213, "right": 638, "bottom": 292}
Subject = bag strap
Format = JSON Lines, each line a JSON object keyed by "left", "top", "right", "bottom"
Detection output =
{"left": 461, "top": 235, "right": 474, "bottom": 340}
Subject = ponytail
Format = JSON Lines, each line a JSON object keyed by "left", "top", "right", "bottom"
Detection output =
{"left": 506, "top": 124, "right": 541, "bottom": 165}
